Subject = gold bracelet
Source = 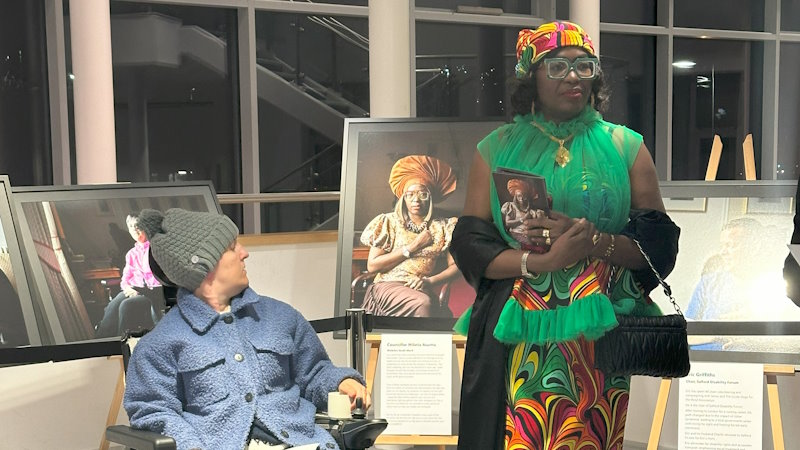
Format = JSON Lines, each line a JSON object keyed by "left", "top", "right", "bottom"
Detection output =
{"left": 603, "top": 234, "right": 616, "bottom": 258}
{"left": 521, "top": 250, "right": 536, "bottom": 279}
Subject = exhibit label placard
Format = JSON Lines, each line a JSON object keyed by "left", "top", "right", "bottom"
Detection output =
{"left": 679, "top": 362, "right": 763, "bottom": 449}
{"left": 379, "top": 333, "right": 452, "bottom": 435}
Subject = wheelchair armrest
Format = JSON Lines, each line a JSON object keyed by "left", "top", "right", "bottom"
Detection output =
{"left": 315, "top": 414, "right": 388, "bottom": 450}
{"left": 106, "top": 424, "right": 177, "bottom": 450}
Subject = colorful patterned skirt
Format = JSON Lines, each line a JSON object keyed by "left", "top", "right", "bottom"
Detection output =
{"left": 505, "top": 338, "right": 629, "bottom": 449}
{"left": 501, "top": 262, "right": 632, "bottom": 450}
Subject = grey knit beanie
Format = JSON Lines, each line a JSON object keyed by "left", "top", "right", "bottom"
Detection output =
{"left": 136, "top": 208, "right": 239, "bottom": 291}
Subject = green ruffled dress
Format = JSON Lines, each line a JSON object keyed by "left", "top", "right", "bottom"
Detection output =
{"left": 455, "top": 106, "right": 661, "bottom": 450}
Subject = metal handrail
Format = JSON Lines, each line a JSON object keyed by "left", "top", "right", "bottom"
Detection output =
{"left": 308, "top": 15, "right": 369, "bottom": 51}
{"left": 261, "top": 142, "right": 340, "bottom": 192}
{"left": 300, "top": 0, "right": 370, "bottom": 51}
{"left": 217, "top": 191, "right": 340, "bottom": 205}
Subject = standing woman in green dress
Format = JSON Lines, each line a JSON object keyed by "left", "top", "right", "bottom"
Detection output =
{"left": 451, "top": 21, "right": 679, "bottom": 449}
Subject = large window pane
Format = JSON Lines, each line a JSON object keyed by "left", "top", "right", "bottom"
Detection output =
{"left": 415, "top": 0, "right": 531, "bottom": 15}
{"left": 416, "top": 21, "right": 516, "bottom": 118}
{"left": 308, "top": 0, "right": 367, "bottom": 5}
{"left": 600, "top": 33, "right": 656, "bottom": 152}
{"left": 256, "top": 11, "right": 369, "bottom": 232}
{"left": 0, "top": 1, "right": 51, "bottom": 186}
{"left": 65, "top": 1, "right": 242, "bottom": 203}
{"left": 672, "top": 38, "right": 764, "bottom": 180}
{"left": 781, "top": 0, "right": 800, "bottom": 32}
{"left": 600, "top": 0, "right": 657, "bottom": 26}
{"left": 778, "top": 43, "right": 800, "bottom": 180}
{"left": 108, "top": 2, "right": 240, "bottom": 194}
{"left": 675, "top": 0, "right": 765, "bottom": 32}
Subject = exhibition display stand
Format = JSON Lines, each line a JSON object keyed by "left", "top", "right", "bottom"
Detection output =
{"left": 364, "top": 333, "right": 466, "bottom": 448}
{"left": 647, "top": 365, "right": 795, "bottom": 450}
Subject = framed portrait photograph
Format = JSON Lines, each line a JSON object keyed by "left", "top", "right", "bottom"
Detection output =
{"left": 10, "top": 182, "right": 221, "bottom": 344}
{"left": 0, "top": 175, "right": 41, "bottom": 349}
{"left": 335, "top": 118, "right": 503, "bottom": 329}
{"left": 658, "top": 180, "right": 800, "bottom": 364}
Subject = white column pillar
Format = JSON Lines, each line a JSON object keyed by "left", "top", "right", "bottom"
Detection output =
{"left": 570, "top": 0, "right": 600, "bottom": 54}
{"left": 69, "top": 0, "right": 116, "bottom": 183}
{"left": 238, "top": 5, "right": 260, "bottom": 233}
{"left": 46, "top": 0, "right": 71, "bottom": 184}
{"left": 368, "top": 0, "right": 414, "bottom": 118}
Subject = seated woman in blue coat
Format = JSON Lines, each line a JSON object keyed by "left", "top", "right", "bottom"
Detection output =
{"left": 124, "top": 208, "right": 369, "bottom": 450}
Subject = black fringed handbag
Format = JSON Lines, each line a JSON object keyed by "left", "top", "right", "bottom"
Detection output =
{"left": 595, "top": 239, "right": 691, "bottom": 378}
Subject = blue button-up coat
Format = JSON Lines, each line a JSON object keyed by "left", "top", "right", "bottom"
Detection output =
{"left": 124, "top": 287, "right": 362, "bottom": 450}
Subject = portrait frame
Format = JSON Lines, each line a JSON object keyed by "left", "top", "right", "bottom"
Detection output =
{"left": 662, "top": 197, "right": 708, "bottom": 213}
{"left": 0, "top": 175, "right": 42, "bottom": 348}
{"left": 744, "top": 196, "right": 795, "bottom": 215}
{"left": 10, "top": 181, "right": 221, "bottom": 344}
{"left": 659, "top": 180, "right": 800, "bottom": 365}
{"left": 335, "top": 117, "right": 503, "bottom": 330}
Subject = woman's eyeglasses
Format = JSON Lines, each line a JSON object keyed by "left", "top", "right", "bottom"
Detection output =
{"left": 542, "top": 57, "right": 599, "bottom": 80}
{"left": 404, "top": 190, "right": 431, "bottom": 201}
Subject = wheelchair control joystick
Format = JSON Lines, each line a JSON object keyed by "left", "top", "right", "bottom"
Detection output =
{"left": 315, "top": 395, "right": 387, "bottom": 450}
{"left": 352, "top": 397, "right": 366, "bottom": 419}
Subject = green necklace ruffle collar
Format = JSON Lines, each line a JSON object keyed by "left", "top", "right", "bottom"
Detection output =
{"left": 514, "top": 105, "right": 602, "bottom": 140}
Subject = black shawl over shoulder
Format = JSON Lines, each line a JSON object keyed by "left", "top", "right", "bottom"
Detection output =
{"left": 619, "top": 209, "right": 681, "bottom": 293}
{"left": 784, "top": 178, "right": 800, "bottom": 305}
{"left": 451, "top": 210, "right": 680, "bottom": 450}
{"left": 450, "top": 216, "right": 512, "bottom": 450}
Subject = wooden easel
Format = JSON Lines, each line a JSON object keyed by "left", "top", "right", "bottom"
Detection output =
{"left": 705, "top": 133, "right": 757, "bottom": 181}
{"left": 364, "top": 333, "right": 466, "bottom": 449}
{"left": 646, "top": 364, "right": 795, "bottom": 450}
{"left": 99, "top": 355, "right": 126, "bottom": 450}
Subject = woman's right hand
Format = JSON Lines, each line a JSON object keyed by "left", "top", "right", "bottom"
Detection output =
{"left": 522, "top": 210, "right": 575, "bottom": 247}
{"left": 545, "top": 218, "right": 598, "bottom": 269}
{"left": 408, "top": 229, "right": 433, "bottom": 253}
{"left": 123, "top": 287, "right": 138, "bottom": 298}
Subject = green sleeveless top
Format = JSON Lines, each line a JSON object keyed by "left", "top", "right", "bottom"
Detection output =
{"left": 481, "top": 106, "right": 639, "bottom": 244}
{"left": 454, "top": 106, "right": 662, "bottom": 344}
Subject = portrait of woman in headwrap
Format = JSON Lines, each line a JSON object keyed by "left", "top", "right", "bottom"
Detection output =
{"left": 359, "top": 155, "right": 460, "bottom": 317}
{"left": 501, "top": 178, "right": 543, "bottom": 245}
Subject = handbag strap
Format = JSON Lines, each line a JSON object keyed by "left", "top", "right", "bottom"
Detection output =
{"left": 603, "top": 239, "right": 683, "bottom": 316}
{"left": 631, "top": 238, "right": 683, "bottom": 316}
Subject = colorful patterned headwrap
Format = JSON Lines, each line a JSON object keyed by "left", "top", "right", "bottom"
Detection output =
{"left": 388, "top": 155, "right": 457, "bottom": 203}
{"left": 515, "top": 21, "right": 596, "bottom": 79}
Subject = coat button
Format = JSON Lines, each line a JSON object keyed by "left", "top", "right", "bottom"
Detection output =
{"left": 223, "top": 315, "right": 233, "bottom": 324}
{"left": 245, "top": 393, "right": 253, "bottom": 402}
{"left": 234, "top": 353, "right": 244, "bottom": 362}
{"left": 191, "top": 255, "right": 199, "bottom": 264}
{"left": 280, "top": 430, "right": 289, "bottom": 439}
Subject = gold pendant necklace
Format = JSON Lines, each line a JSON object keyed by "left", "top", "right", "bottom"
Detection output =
{"left": 531, "top": 121, "right": 574, "bottom": 168}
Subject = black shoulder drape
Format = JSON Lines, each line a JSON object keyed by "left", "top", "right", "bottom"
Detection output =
{"left": 450, "top": 216, "right": 512, "bottom": 450}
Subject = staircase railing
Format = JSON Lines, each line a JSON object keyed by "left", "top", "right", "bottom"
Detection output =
{"left": 262, "top": 142, "right": 341, "bottom": 192}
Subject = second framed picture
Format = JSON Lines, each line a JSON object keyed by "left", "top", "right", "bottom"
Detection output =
{"left": 11, "top": 182, "right": 221, "bottom": 344}
{"left": 335, "top": 118, "right": 503, "bottom": 329}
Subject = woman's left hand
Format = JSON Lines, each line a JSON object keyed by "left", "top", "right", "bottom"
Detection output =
{"left": 338, "top": 378, "right": 371, "bottom": 410}
{"left": 545, "top": 218, "right": 599, "bottom": 269}
{"left": 405, "top": 276, "right": 431, "bottom": 291}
